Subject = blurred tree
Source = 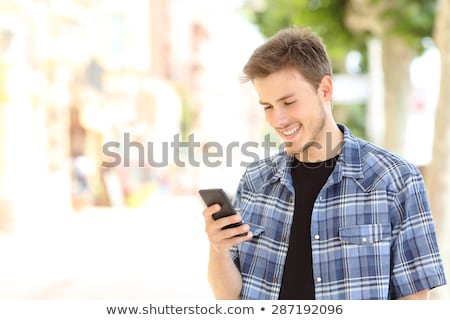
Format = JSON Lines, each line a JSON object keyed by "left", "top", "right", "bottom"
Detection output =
{"left": 345, "top": 0, "right": 435, "bottom": 155}
{"left": 246, "top": 0, "right": 366, "bottom": 73}
{"left": 241, "top": 0, "right": 436, "bottom": 154}
{"left": 426, "top": 0, "right": 450, "bottom": 298}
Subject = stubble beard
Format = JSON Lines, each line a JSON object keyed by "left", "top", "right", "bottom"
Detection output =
{"left": 285, "top": 106, "right": 327, "bottom": 161}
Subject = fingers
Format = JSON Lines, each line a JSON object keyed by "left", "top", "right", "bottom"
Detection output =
{"left": 202, "top": 204, "right": 253, "bottom": 253}
{"left": 202, "top": 204, "right": 221, "bottom": 220}
{"left": 213, "top": 221, "right": 250, "bottom": 239}
{"left": 203, "top": 204, "right": 243, "bottom": 233}
{"left": 210, "top": 231, "right": 253, "bottom": 254}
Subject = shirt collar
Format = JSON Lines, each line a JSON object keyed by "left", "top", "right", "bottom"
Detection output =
{"left": 266, "top": 151, "right": 295, "bottom": 193}
{"left": 336, "top": 123, "right": 364, "bottom": 180}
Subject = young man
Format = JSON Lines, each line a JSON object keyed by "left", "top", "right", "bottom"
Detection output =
{"left": 202, "top": 26, "right": 447, "bottom": 299}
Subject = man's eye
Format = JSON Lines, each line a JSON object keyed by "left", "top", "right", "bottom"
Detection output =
{"left": 263, "top": 105, "right": 273, "bottom": 110}
{"left": 284, "top": 101, "right": 295, "bottom": 106}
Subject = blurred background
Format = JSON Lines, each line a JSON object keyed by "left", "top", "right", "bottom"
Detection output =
{"left": 0, "top": 0, "right": 448, "bottom": 299}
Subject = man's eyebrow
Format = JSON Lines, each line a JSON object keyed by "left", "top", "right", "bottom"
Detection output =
{"left": 259, "top": 93, "right": 296, "bottom": 105}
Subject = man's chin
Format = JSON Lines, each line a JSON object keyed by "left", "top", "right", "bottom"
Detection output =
{"left": 283, "top": 141, "right": 309, "bottom": 159}
{"left": 281, "top": 139, "right": 302, "bottom": 155}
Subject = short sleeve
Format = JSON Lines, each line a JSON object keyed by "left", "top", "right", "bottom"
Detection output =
{"left": 389, "top": 171, "right": 447, "bottom": 298}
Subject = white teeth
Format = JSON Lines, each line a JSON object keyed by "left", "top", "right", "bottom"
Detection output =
{"left": 282, "top": 126, "right": 300, "bottom": 136}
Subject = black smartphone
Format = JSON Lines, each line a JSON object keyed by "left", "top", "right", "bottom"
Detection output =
{"left": 198, "top": 188, "right": 247, "bottom": 236}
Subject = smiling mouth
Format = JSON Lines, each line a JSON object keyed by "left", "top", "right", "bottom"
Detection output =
{"left": 281, "top": 125, "right": 301, "bottom": 136}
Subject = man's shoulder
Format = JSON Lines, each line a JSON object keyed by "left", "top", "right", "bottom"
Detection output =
{"left": 246, "top": 151, "right": 288, "bottom": 169}
{"left": 357, "top": 137, "right": 416, "bottom": 167}
{"left": 241, "top": 151, "right": 290, "bottom": 184}
{"left": 352, "top": 136, "right": 422, "bottom": 183}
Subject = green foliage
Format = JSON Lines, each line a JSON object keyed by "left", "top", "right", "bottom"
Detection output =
{"left": 333, "top": 102, "right": 367, "bottom": 139}
{"left": 380, "top": 0, "right": 436, "bottom": 52}
{"left": 244, "top": 0, "right": 367, "bottom": 73}
{"left": 241, "top": 0, "right": 437, "bottom": 70}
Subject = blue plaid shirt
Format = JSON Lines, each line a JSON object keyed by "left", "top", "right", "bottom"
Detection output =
{"left": 231, "top": 124, "right": 447, "bottom": 299}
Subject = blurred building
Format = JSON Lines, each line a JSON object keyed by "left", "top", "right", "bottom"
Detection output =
{"left": 0, "top": 0, "right": 180, "bottom": 229}
{"left": 0, "top": 0, "right": 264, "bottom": 232}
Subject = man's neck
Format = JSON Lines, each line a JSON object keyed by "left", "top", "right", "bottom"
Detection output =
{"left": 294, "top": 123, "right": 344, "bottom": 163}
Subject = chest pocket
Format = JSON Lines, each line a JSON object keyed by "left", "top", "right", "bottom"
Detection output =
{"left": 339, "top": 224, "right": 391, "bottom": 245}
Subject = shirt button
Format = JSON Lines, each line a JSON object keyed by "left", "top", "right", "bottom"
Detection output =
{"left": 316, "top": 277, "right": 322, "bottom": 283}
{"left": 362, "top": 237, "right": 367, "bottom": 242}
{"left": 314, "top": 234, "right": 320, "bottom": 240}
{"left": 273, "top": 277, "right": 279, "bottom": 283}
{"left": 281, "top": 236, "right": 287, "bottom": 242}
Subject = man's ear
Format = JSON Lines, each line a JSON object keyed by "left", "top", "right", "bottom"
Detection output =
{"left": 319, "top": 75, "right": 333, "bottom": 101}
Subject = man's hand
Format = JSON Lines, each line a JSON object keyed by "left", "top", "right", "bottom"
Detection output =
{"left": 202, "top": 204, "right": 253, "bottom": 254}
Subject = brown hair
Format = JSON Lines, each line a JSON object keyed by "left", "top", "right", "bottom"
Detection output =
{"left": 242, "top": 26, "right": 332, "bottom": 90}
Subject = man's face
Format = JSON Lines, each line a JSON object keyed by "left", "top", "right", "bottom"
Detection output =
{"left": 253, "top": 68, "right": 332, "bottom": 160}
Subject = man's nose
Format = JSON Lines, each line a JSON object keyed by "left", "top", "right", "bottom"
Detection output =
{"left": 271, "top": 107, "right": 289, "bottom": 128}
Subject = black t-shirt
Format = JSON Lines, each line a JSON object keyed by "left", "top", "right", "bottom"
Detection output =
{"left": 278, "top": 155, "right": 338, "bottom": 300}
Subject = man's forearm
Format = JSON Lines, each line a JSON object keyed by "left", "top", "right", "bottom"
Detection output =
{"left": 207, "top": 246, "right": 242, "bottom": 299}
{"left": 398, "top": 289, "right": 430, "bottom": 300}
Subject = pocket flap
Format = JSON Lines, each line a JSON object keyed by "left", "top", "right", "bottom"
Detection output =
{"left": 339, "top": 224, "right": 391, "bottom": 245}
